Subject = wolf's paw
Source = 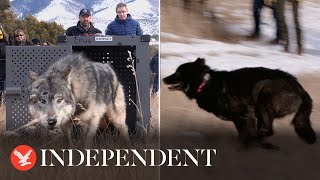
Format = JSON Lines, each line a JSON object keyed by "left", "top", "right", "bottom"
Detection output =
{"left": 239, "top": 131, "right": 256, "bottom": 145}
{"left": 258, "top": 128, "right": 273, "bottom": 138}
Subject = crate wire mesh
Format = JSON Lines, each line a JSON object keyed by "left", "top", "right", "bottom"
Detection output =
{"left": 5, "top": 46, "right": 72, "bottom": 130}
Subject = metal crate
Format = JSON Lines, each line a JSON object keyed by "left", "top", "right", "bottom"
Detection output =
{"left": 5, "top": 36, "right": 151, "bottom": 135}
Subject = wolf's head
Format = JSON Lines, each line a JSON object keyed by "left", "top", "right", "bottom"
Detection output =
{"left": 28, "top": 71, "right": 76, "bottom": 130}
{"left": 163, "top": 58, "right": 210, "bottom": 98}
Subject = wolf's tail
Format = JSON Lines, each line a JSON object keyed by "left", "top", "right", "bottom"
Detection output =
{"left": 292, "top": 91, "right": 317, "bottom": 144}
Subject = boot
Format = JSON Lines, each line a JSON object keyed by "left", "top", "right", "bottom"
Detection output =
{"left": 297, "top": 46, "right": 303, "bottom": 55}
{"left": 269, "top": 38, "right": 280, "bottom": 44}
{"left": 247, "top": 31, "right": 260, "bottom": 40}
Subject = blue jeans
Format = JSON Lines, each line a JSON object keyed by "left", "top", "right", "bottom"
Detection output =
{"left": 253, "top": 0, "right": 281, "bottom": 39}
{"left": 253, "top": 0, "right": 263, "bottom": 34}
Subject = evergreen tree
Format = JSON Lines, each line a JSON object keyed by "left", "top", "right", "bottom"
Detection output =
{"left": 0, "top": 0, "right": 10, "bottom": 11}
{"left": 22, "top": 15, "right": 65, "bottom": 45}
{"left": 0, "top": 0, "right": 18, "bottom": 35}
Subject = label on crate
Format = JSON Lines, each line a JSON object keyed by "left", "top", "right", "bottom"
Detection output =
{"left": 95, "top": 36, "right": 113, "bottom": 42}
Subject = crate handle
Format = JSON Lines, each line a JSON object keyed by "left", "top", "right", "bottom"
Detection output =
{"left": 6, "top": 87, "right": 21, "bottom": 96}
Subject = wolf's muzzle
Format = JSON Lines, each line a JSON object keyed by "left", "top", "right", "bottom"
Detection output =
{"left": 47, "top": 118, "right": 57, "bottom": 126}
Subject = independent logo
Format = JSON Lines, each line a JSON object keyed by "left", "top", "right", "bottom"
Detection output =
{"left": 10, "top": 145, "right": 37, "bottom": 171}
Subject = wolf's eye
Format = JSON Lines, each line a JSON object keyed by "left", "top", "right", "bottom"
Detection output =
{"left": 39, "top": 99, "right": 46, "bottom": 104}
{"left": 57, "top": 98, "right": 63, "bottom": 103}
{"left": 29, "top": 95, "right": 37, "bottom": 103}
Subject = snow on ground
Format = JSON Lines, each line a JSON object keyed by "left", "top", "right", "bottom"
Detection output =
{"left": 161, "top": 1, "right": 320, "bottom": 76}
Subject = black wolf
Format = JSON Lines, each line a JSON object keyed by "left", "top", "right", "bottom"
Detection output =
{"left": 163, "top": 58, "right": 316, "bottom": 145}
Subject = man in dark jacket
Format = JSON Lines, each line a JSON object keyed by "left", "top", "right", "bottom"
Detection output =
{"left": 65, "top": 9, "right": 102, "bottom": 36}
{"left": 105, "top": 3, "right": 143, "bottom": 36}
{"left": 31, "top": 38, "right": 41, "bottom": 46}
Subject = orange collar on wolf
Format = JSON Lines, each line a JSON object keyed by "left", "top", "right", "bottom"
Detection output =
{"left": 196, "top": 73, "right": 210, "bottom": 94}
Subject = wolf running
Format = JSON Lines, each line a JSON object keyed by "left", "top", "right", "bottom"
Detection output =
{"left": 163, "top": 58, "right": 317, "bottom": 147}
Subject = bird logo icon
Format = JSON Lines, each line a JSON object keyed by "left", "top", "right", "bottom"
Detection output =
{"left": 14, "top": 149, "right": 32, "bottom": 166}
{"left": 11, "top": 145, "right": 36, "bottom": 171}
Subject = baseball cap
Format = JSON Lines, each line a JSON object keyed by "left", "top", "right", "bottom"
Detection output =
{"left": 32, "top": 38, "right": 40, "bottom": 44}
{"left": 79, "top": 9, "right": 91, "bottom": 17}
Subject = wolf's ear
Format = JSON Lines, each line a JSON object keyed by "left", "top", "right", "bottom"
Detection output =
{"left": 195, "top": 58, "right": 205, "bottom": 66}
{"left": 28, "top": 71, "right": 39, "bottom": 84}
{"left": 62, "top": 65, "right": 71, "bottom": 81}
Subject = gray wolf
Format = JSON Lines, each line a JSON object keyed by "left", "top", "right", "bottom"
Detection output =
{"left": 163, "top": 58, "right": 316, "bottom": 146}
{"left": 28, "top": 54, "right": 129, "bottom": 146}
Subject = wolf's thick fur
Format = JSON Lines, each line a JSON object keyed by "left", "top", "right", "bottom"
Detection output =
{"left": 28, "top": 54, "right": 129, "bottom": 146}
{"left": 163, "top": 58, "right": 316, "bottom": 145}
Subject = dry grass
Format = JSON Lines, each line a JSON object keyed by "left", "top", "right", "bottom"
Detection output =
{"left": 0, "top": 92, "right": 5, "bottom": 136}
{"left": 0, "top": 83, "right": 159, "bottom": 180}
{"left": 149, "top": 93, "right": 160, "bottom": 142}
{"left": 0, "top": 98, "right": 159, "bottom": 180}
{"left": 0, "top": 90, "right": 159, "bottom": 142}
{"left": 0, "top": 132, "right": 159, "bottom": 180}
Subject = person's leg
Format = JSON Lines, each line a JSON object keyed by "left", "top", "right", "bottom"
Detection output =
{"left": 276, "top": 0, "right": 289, "bottom": 51}
{"left": 270, "top": 3, "right": 282, "bottom": 43}
{"left": 292, "top": 0, "right": 302, "bottom": 54}
{"left": 250, "top": 0, "right": 264, "bottom": 38}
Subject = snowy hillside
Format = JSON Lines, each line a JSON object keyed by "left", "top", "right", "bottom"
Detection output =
{"left": 11, "top": 0, "right": 159, "bottom": 35}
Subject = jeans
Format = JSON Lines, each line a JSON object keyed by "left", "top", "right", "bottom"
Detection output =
{"left": 253, "top": 0, "right": 281, "bottom": 39}
{"left": 253, "top": 0, "right": 264, "bottom": 34}
{"left": 276, "top": 0, "right": 301, "bottom": 48}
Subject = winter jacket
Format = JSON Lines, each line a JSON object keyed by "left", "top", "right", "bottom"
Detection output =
{"left": 0, "top": 42, "right": 7, "bottom": 59}
{"left": 65, "top": 21, "right": 102, "bottom": 36}
{"left": 105, "top": 14, "right": 143, "bottom": 36}
{"left": 0, "top": 29, "right": 7, "bottom": 58}
{"left": 13, "top": 40, "right": 31, "bottom": 46}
